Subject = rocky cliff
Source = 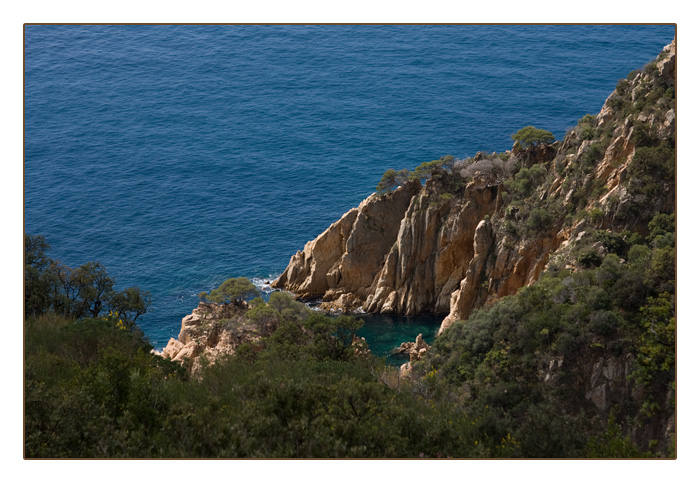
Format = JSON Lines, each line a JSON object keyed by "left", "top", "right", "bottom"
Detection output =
{"left": 157, "top": 300, "right": 262, "bottom": 375}
{"left": 273, "top": 38, "right": 676, "bottom": 334}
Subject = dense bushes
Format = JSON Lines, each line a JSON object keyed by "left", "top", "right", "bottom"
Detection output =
{"left": 628, "top": 143, "right": 675, "bottom": 196}
{"left": 26, "top": 238, "right": 518, "bottom": 457}
{"left": 414, "top": 213, "right": 675, "bottom": 457}
{"left": 25, "top": 203, "right": 675, "bottom": 458}
{"left": 25, "top": 280, "right": 518, "bottom": 458}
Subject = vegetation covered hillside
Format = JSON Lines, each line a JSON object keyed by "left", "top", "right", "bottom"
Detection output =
{"left": 24, "top": 236, "right": 521, "bottom": 457}
{"left": 25, "top": 232, "right": 673, "bottom": 457}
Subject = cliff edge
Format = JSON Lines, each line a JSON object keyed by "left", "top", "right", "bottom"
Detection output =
{"left": 273, "top": 38, "right": 676, "bottom": 334}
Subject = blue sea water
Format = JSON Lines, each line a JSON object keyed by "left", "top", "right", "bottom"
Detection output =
{"left": 24, "top": 25, "right": 675, "bottom": 356}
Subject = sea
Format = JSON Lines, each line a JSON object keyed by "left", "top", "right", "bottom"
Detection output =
{"left": 24, "top": 24, "right": 676, "bottom": 363}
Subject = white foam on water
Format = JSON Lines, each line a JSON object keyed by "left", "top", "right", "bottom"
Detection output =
{"left": 250, "top": 275, "right": 282, "bottom": 296}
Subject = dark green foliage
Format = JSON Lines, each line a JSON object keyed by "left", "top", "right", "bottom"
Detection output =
{"left": 586, "top": 414, "right": 646, "bottom": 457}
{"left": 208, "top": 277, "right": 260, "bottom": 304}
{"left": 303, "top": 313, "right": 364, "bottom": 361}
{"left": 24, "top": 235, "right": 54, "bottom": 317}
{"left": 589, "top": 207, "right": 604, "bottom": 224}
{"left": 577, "top": 247, "right": 603, "bottom": 268}
{"left": 417, "top": 213, "right": 675, "bottom": 457}
{"left": 409, "top": 155, "right": 455, "bottom": 181}
{"left": 376, "top": 156, "right": 457, "bottom": 194}
{"left": 526, "top": 207, "right": 553, "bottom": 232}
{"left": 593, "top": 229, "right": 643, "bottom": 258}
{"left": 25, "top": 201, "right": 675, "bottom": 458}
{"left": 633, "top": 293, "right": 675, "bottom": 386}
{"left": 580, "top": 124, "right": 596, "bottom": 141}
{"left": 109, "top": 286, "right": 152, "bottom": 322}
{"left": 156, "top": 356, "right": 513, "bottom": 458}
{"left": 578, "top": 114, "right": 597, "bottom": 125}
{"left": 647, "top": 212, "right": 675, "bottom": 243}
{"left": 24, "top": 296, "right": 515, "bottom": 457}
{"left": 511, "top": 126, "right": 555, "bottom": 150}
{"left": 576, "top": 114, "right": 600, "bottom": 142}
{"left": 504, "top": 163, "right": 547, "bottom": 200}
{"left": 24, "top": 235, "right": 151, "bottom": 322}
{"left": 581, "top": 142, "right": 604, "bottom": 170}
{"left": 376, "top": 169, "right": 400, "bottom": 194}
{"left": 630, "top": 121, "right": 659, "bottom": 148}
{"left": 616, "top": 78, "right": 629, "bottom": 94}
{"left": 246, "top": 302, "right": 280, "bottom": 336}
{"left": 24, "top": 313, "right": 182, "bottom": 457}
{"left": 628, "top": 144, "right": 674, "bottom": 196}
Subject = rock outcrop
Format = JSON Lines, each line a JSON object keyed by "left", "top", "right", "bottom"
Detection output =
{"left": 156, "top": 301, "right": 260, "bottom": 374}
{"left": 395, "top": 333, "right": 430, "bottom": 362}
{"left": 273, "top": 179, "right": 421, "bottom": 309}
{"left": 273, "top": 38, "right": 676, "bottom": 335}
{"left": 396, "top": 333, "right": 431, "bottom": 378}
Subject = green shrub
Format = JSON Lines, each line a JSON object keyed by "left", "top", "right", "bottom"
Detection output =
{"left": 24, "top": 235, "right": 152, "bottom": 322}
{"left": 581, "top": 142, "right": 604, "bottom": 169}
{"left": 589, "top": 208, "right": 604, "bottom": 224}
{"left": 628, "top": 144, "right": 674, "bottom": 196}
{"left": 578, "top": 114, "right": 597, "bottom": 125}
{"left": 526, "top": 207, "right": 553, "bottom": 232}
{"left": 208, "top": 277, "right": 260, "bottom": 304}
{"left": 504, "top": 164, "right": 547, "bottom": 200}
{"left": 580, "top": 124, "right": 597, "bottom": 141}
{"left": 512, "top": 126, "right": 556, "bottom": 150}
{"left": 615, "top": 79, "right": 629, "bottom": 94}
{"left": 577, "top": 248, "right": 603, "bottom": 268}
{"left": 647, "top": 213, "right": 675, "bottom": 243}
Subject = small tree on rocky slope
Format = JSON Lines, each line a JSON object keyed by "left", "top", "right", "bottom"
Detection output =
{"left": 512, "top": 126, "right": 555, "bottom": 150}
{"left": 208, "top": 277, "right": 260, "bottom": 304}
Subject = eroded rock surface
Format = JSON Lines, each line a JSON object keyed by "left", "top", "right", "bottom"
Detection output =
{"left": 156, "top": 301, "right": 260, "bottom": 375}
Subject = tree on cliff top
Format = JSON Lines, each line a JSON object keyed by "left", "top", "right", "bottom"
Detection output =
{"left": 512, "top": 126, "right": 555, "bottom": 150}
{"left": 376, "top": 168, "right": 410, "bottom": 194}
{"left": 208, "top": 277, "right": 260, "bottom": 304}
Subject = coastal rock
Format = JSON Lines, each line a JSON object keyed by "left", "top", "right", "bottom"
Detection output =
{"left": 439, "top": 218, "right": 493, "bottom": 334}
{"left": 363, "top": 178, "right": 498, "bottom": 315}
{"left": 273, "top": 180, "right": 421, "bottom": 303}
{"left": 158, "top": 301, "right": 259, "bottom": 375}
{"left": 162, "top": 338, "right": 184, "bottom": 359}
{"left": 274, "top": 37, "right": 676, "bottom": 337}
{"left": 395, "top": 333, "right": 430, "bottom": 363}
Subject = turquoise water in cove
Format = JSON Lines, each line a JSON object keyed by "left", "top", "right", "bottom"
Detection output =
{"left": 24, "top": 25, "right": 675, "bottom": 356}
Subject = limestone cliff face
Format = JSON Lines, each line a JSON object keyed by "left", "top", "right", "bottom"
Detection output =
{"left": 274, "top": 38, "right": 676, "bottom": 333}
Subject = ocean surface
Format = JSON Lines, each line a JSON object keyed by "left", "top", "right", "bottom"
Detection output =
{"left": 24, "top": 25, "right": 675, "bottom": 360}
